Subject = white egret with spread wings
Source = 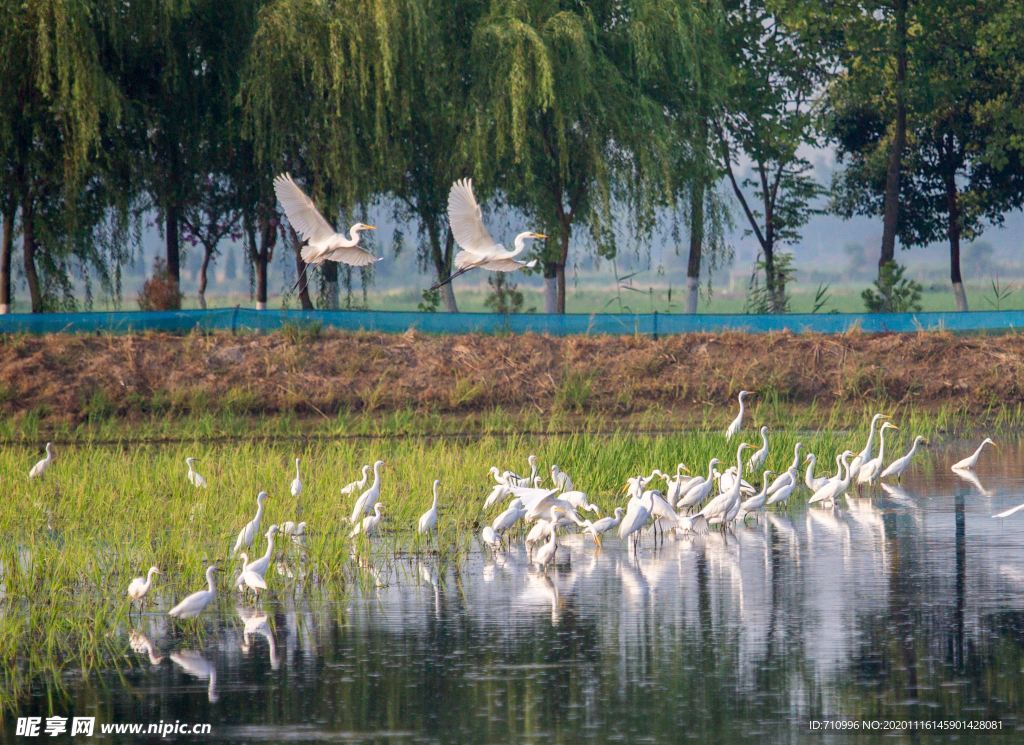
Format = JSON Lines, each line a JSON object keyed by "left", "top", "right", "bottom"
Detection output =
{"left": 273, "top": 173, "right": 378, "bottom": 292}
{"left": 431, "top": 179, "right": 546, "bottom": 290}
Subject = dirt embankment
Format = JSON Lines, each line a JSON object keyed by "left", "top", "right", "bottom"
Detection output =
{"left": 0, "top": 329, "right": 1018, "bottom": 426}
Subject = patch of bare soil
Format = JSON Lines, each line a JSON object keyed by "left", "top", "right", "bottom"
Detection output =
{"left": 0, "top": 328, "right": 1018, "bottom": 426}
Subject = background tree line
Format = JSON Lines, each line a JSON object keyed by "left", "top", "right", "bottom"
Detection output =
{"left": 1, "top": 0, "right": 1021, "bottom": 315}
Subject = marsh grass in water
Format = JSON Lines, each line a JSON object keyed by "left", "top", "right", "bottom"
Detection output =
{"left": 0, "top": 409, "right": 983, "bottom": 715}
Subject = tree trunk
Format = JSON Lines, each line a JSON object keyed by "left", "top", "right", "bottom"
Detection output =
{"left": 543, "top": 272, "right": 557, "bottom": 313}
{"left": 290, "top": 227, "right": 314, "bottom": 310}
{"left": 22, "top": 195, "right": 41, "bottom": 313}
{"left": 166, "top": 203, "right": 181, "bottom": 298}
{"left": 321, "top": 261, "right": 339, "bottom": 309}
{"left": 198, "top": 245, "right": 213, "bottom": 310}
{"left": 686, "top": 182, "right": 704, "bottom": 314}
{"left": 0, "top": 200, "right": 14, "bottom": 314}
{"left": 879, "top": 0, "right": 908, "bottom": 272}
{"left": 428, "top": 225, "right": 458, "bottom": 312}
{"left": 944, "top": 163, "right": 967, "bottom": 311}
{"left": 249, "top": 211, "right": 276, "bottom": 310}
{"left": 555, "top": 217, "right": 571, "bottom": 314}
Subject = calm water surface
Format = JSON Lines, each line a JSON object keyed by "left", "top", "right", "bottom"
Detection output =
{"left": 8, "top": 442, "right": 1024, "bottom": 743}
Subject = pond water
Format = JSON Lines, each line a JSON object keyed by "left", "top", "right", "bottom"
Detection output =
{"left": 6, "top": 442, "right": 1024, "bottom": 743}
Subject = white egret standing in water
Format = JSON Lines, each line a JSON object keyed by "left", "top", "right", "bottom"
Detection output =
{"left": 881, "top": 435, "right": 928, "bottom": 481}
{"left": 418, "top": 480, "right": 440, "bottom": 535}
{"left": 341, "top": 465, "right": 370, "bottom": 496}
{"left": 583, "top": 507, "right": 624, "bottom": 546}
{"left": 28, "top": 442, "right": 55, "bottom": 479}
{"left": 273, "top": 173, "right": 378, "bottom": 293}
{"left": 185, "top": 457, "right": 207, "bottom": 488}
{"left": 746, "top": 426, "right": 770, "bottom": 471}
{"left": 351, "top": 503, "right": 383, "bottom": 538}
{"left": 848, "top": 413, "right": 889, "bottom": 482}
{"left": 290, "top": 458, "right": 303, "bottom": 497}
{"left": 168, "top": 565, "right": 219, "bottom": 619}
{"left": 725, "top": 391, "right": 752, "bottom": 440}
{"left": 127, "top": 566, "right": 160, "bottom": 611}
{"left": 232, "top": 491, "right": 270, "bottom": 557}
{"left": 951, "top": 438, "right": 996, "bottom": 472}
{"left": 856, "top": 422, "right": 899, "bottom": 486}
{"left": 350, "top": 460, "right": 385, "bottom": 524}
{"left": 431, "top": 179, "right": 546, "bottom": 289}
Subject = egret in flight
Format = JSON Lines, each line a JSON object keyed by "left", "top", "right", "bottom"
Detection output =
{"left": 430, "top": 178, "right": 546, "bottom": 290}
{"left": 273, "top": 173, "right": 378, "bottom": 292}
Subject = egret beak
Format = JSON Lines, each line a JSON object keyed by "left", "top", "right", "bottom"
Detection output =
{"left": 533, "top": 232, "right": 548, "bottom": 239}
{"left": 365, "top": 224, "right": 377, "bottom": 230}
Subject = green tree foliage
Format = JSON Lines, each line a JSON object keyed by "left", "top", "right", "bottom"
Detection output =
{"left": 717, "top": 0, "right": 826, "bottom": 313}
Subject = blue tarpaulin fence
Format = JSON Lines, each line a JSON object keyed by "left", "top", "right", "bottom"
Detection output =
{"left": 0, "top": 307, "right": 1021, "bottom": 335}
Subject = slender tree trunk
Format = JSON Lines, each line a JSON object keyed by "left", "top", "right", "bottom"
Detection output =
{"left": 944, "top": 163, "right": 967, "bottom": 311}
{"left": 543, "top": 266, "right": 557, "bottom": 313}
{"left": 249, "top": 211, "right": 276, "bottom": 310}
{"left": 198, "top": 245, "right": 212, "bottom": 309}
{"left": 22, "top": 194, "right": 41, "bottom": 313}
{"left": 165, "top": 204, "right": 181, "bottom": 303}
{"left": 321, "top": 261, "right": 339, "bottom": 309}
{"left": 879, "top": 0, "right": 908, "bottom": 272}
{"left": 686, "top": 182, "right": 704, "bottom": 314}
{"left": 0, "top": 200, "right": 14, "bottom": 314}
{"left": 555, "top": 216, "right": 571, "bottom": 314}
{"left": 428, "top": 224, "right": 458, "bottom": 312}
{"left": 290, "top": 227, "right": 313, "bottom": 310}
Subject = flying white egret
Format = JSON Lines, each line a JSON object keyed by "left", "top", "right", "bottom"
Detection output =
{"left": 525, "top": 490, "right": 582, "bottom": 524}
{"left": 725, "top": 391, "right": 752, "bottom": 440}
{"left": 351, "top": 503, "right": 383, "bottom": 538}
{"left": 232, "top": 491, "right": 270, "bottom": 557}
{"left": 28, "top": 442, "right": 55, "bottom": 479}
{"left": 856, "top": 422, "right": 899, "bottom": 486}
{"left": 848, "top": 413, "right": 889, "bottom": 482}
{"left": 951, "top": 438, "right": 996, "bottom": 472}
{"left": 418, "top": 480, "right": 440, "bottom": 535}
{"left": 738, "top": 471, "right": 773, "bottom": 522}
{"left": 551, "top": 465, "right": 574, "bottom": 492}
{"left": 350, "top": 460, "right": 385, "bottom": 524}
{"left": 677, "top": 459, "right": 719, "bottom": 512}
{"left": 273, "top": 173, "right": 378, "bottom": 292}
{"left": 340, "top": 464, "right": 370, "bottom": 496}
{"left": 881, "top": 435, "right": 927, "bottom": 481}
{"left": 583, "top": 507, "right": 624, "bottom": 546}
{"left": 431, "top": 179, "right": 546, "bottom": 289}
{"left": 809, "top": 451, "right": 854, "bottom": 505}
{"left": 168, "top": 565, "right": 219, "bottom": 619}
{"left": 127, "top": 566, "right": 160, "bottom": 611}
{"left": 804, "top": 453, "right": 830, "bottom": 492}
{"left": 746, "top": 426, "right": 770, "bottom": 471}
{"left": 767, "top": 443, "right": 802, "bottom": 496}
{"left": 185, "top": 457, "right": 207, "bottom": 488}
{"left": 290, "top": 458, "right": 303, "bottom": 497}
{"left": 701, "top": 443, "right": 755, "bottom": 525}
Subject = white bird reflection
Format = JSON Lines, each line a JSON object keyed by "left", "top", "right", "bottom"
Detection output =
{"left": 170, "top": 650, "right": 218, "bottom": 703}
{"left": 129, "top": 629, "right": 164, "bottom": 666}
{"left": 237, "top": 605, "right": 281, "bottom": 670}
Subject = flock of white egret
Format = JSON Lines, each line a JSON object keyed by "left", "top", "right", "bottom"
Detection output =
{"left": 26, "top": 391, "right": 1003, "bottom": 623}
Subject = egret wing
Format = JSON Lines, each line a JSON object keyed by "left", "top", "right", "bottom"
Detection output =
{"left": 274, "top": 173, "right": 335, "bottom": 243}
{"left": 320, "top": 245, "right": 381, "bottom": 267}
{"left": 448, "top": 179, "right": 501, "bottom": 256}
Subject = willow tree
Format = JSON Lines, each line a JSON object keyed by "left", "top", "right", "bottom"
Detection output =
{"left": 0, "top": 0, "right": 124, "bottom": 312}
{"left": 241, "top": 0, "right": 423, "bottom": 308}
{"left": 467, "top": 1, "right": 678, "bottom": 313}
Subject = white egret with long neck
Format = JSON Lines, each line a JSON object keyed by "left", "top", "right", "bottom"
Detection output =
{"left": 28, "top": 442, "right": 55, "bottom": 479}
{"left": 127, "top": 566, "right": 160, "bottom": 611}
{"left": 418, "top": 480, "right": 440, "bottom": 535}
{"left": 881, "top": 436, "right": 928, "bottom": 481}
{"left": 340, "top": 464, "right": 370, "bottom": 496}
{"left": 232, "top": 492, "right": 270, "bottom": 557}
{"left": 677, "top": 459, "right": 719, "bottom": 511}
{"left": 186, "top": 457, "right": 207, "bottom": 488}
{"left": 350, "top": 460, "right": 385, "bottom": 524}
{"left": 701, "top": 443, "right": 755, "bottom": 524}
{"left": 857, "top": 422, "right": 899, "bottom": 485}
{"left": 951, "top": 438, "right": 996, "bottom": 471}
{"left": 725, "top": 391, "right": 752, "bottom": 440}
{"left": 273, "top": 173, "right": 378, "bottom": 292}
{"left": 848, "top": 413, "right": 889, "bottom": 481}
{"left": 290, "top": 458, "right": 302, "bottom": 497}
{"left": 169, "top": 565, "right": 220, "bottom": 619}
{"left": 431, "top": 179, "right": 545, "bottom": 289}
